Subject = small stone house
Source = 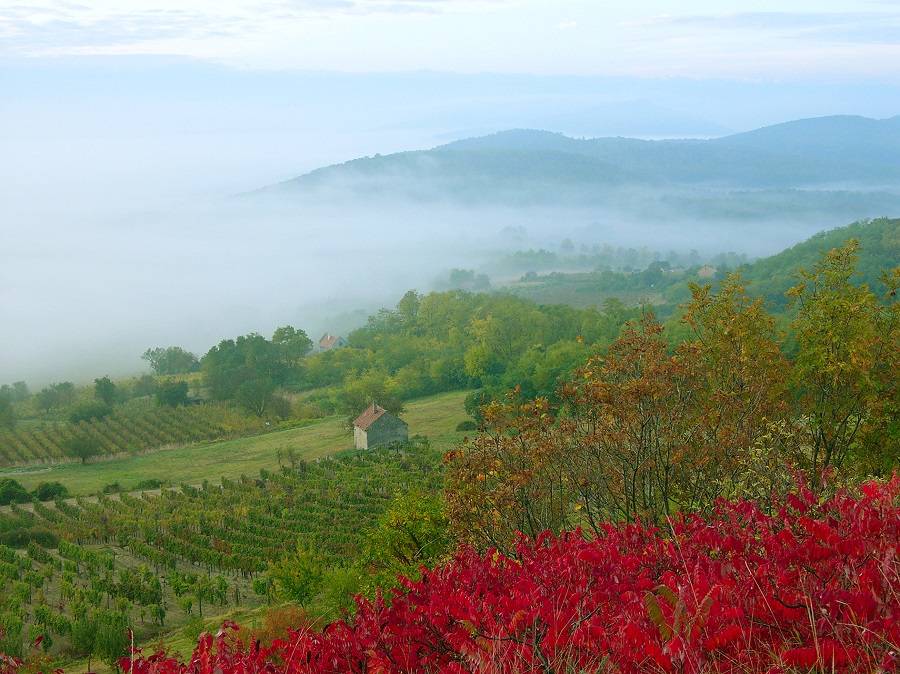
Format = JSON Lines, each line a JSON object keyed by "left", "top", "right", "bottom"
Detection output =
{"left": 353, "top": 403, "right": 408, "bottom": 450}
{"left": 318, "top": 333, "right": 347, "bottom": 351}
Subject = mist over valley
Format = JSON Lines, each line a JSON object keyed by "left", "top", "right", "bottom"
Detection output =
{"left": 4, "top": 111, "right": 899, "bottom": 384}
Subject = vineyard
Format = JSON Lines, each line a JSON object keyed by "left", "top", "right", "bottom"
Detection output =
{"left": 0, "top": 405, "right": 264, "bottom": 468}
{"left": 0, "top": 439, "right": 442, "bottom": 663}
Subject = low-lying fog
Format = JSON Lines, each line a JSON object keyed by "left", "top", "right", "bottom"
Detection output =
{"left": 6, "top": 64, "right": 893, "bottom": 386}
{"left": 3, "top": 182, "right": 828, "bottom": 386}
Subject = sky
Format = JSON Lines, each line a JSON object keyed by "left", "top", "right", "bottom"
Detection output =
{"left": 2, "top": 0, "right": 900, "bottom": 79}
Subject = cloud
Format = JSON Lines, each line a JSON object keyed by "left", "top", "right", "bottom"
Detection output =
{"left": 0, "top": 7, "right": 234, "bottom": 52}
{"left": 0, "top": 0, "right": 507, "bottom": 55}
{"left": 642, "top": 10, "right": 900, "bottom": 45}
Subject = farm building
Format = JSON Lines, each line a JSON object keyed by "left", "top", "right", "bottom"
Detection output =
{"left": 318, "top": 333, "right": 347, "bottom": 351}
{"left": 353, "top": 403, "right": 408, "bottom": 450}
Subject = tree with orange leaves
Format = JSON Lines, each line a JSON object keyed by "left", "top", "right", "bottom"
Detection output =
{"left": 445, "top": 393, "right": 572, "bottom": 552}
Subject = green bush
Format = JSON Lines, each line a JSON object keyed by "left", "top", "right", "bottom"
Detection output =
{"left": 0, "top": 526, "right": 58, "bottom": 549}
{"left": 31, "top": 481, "right": 69, "bottom": 501}
{"left": 134, "top": 478, "right": 165, "bottom": 490}
{"left": 182, "top": 616, "right": 206, "bottom": 643}
{"left": 68, "top": 400, "right": 112, "bottom": 424}
{"left": 0, "top": 479, "right": 30, "bottom": 505}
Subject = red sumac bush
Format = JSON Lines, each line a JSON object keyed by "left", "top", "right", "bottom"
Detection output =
{"left": 7, "top": 479, "right": 899, "bottom": 674}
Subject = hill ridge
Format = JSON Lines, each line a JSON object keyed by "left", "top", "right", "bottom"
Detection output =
{"left": 257, "top": 114, "right": 900, "bottom": 198}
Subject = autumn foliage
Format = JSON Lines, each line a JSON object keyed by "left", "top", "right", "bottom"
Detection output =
{"left": 446, "top": 245, "right": 898, "bottom": 551}
{"left": 16, "top": 478, "right": 881, "bottom": 674}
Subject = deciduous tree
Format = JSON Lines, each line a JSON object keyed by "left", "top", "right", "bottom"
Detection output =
{"left": 267, "top": 544, "right": 323, "bottom": 607}
{"left": 446, "top": 395, "right": 572, "bottom": 552}
{"left": 155, "top": 381, "right": 189, "bottom": 407}
{"left": 94, "top": 376, "right": 117, "bottom": 406}
{"left": 0, "top": 393, "right": 13, "bottom": 430}
{"left": 788, "top": 240, "right": 900, "bottom": 483}
{"left": 142, "top": 347, "right": 199, "bottom": 375}
{"left": 63, "top": 435, "right": 101, "bottom": 465}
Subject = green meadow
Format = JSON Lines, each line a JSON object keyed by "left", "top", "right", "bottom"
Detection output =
{"left": 0, "top": 390, "right": 470, "bottom": 497}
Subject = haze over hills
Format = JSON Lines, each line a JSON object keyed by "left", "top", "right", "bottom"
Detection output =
{"left": 262, "top": 115, "right": 900, "bottom": 224}
{"left": 271, "top": 115, "right": 900, "bottom": 192}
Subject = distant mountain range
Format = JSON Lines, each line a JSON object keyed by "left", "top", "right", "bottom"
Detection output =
{"left": 267, "top": 115, "right": 899, "bottom": 191}
{"left": 255, "top": 115, "right": 900, "bottom": 226}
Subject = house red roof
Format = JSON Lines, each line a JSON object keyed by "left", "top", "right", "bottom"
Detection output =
{"left": 353, "top": 403, "right": 387, "bottom": 431}
{"left": 319, "top": 333, "right": 342, "bottom": 349}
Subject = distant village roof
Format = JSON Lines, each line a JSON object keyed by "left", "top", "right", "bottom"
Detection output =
{"left": 352, "top": 403, "right": 403, "bottom": 431}
{"left": 319, "top": 333, "right": 344, "bottom": 350}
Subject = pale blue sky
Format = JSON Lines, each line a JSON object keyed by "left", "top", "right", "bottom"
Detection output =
{"left": 1, "top": 0, "right": 899, "bottom": 78}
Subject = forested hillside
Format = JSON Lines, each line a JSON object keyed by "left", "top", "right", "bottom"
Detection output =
{"left": 506, "top": 217, "right": 900, "bottom": 315}
{"left": 739, "top": 217, "right": 900, "bottom": 309}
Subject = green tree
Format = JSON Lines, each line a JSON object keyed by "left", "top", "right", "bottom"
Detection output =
{"left": 92, "top": 610, "right": 129, "bottom": 670}
{"left": 149, "top": 604, "right": 166, "bottom": 627}
{"left": 396, "top": 290, "right": 421, "bottom": 327}
{"left": 35, "top": 382, "right": 75, "bottom": 412}
{"left": 202, "top": 334, "right": 292, "bottom": 400}
{"left": 0, "top": 392, "right": 14, "bottom": 430}
{"left": 155, "top": 380, "right": 189, "bottom": 407}
{"left": 367, "top": 491, "right": 450, "bottom": 572}
{"left": 71, "top": 613, "right": 97, "bottom": 669}
{"left": 31, "top": 481, "right": 69, "bottom": 501}
{"left": 318, "top": 566, "right": 365, "bottom": 616}
{"left": 0, "top": 612, "right": 24, "bottom": 658}
{"left": 680, "top": 274, "right": 790, "bottom": 505}
{"left": 0, "top": 381, "right": 29, "bottom": 402}
{"left": 252, "top": 576, "right": 275, "bottom": 605}
{"left": 132, "top": 374, "right": 157, "bottom": 398}
{"left": 267, "top": 544, "right": 323, "bottom": 606}
{"left": 235, "top": 378, "right": 277, "bottom": 417}
{"left": 272, "top": 325, "right": 313, "bottom": 360}
{"left": 788, "top": 241, "right": 900, "bottom": 483}
{"left": 0, "top": 478, "right": 30, "bottom": 505}
{"left": 464, "top": 390, "right": 490, "bottom": 424}
{"left": 94, "top": 376, "right": 117, "bottom": 406}
{"left": 192, "top": 575, "right": 215, "bottom": 617}
{"left": 142, "top": 346, "right": 199, "bottom": 375}
{"left": 63, "top": 435, "right": 101, "bottom": 465}
{"left": 68, "top": 400, "right": 112, "bottom": 423}
{"left": 12, "top": 381, "right": 28, "bottom": 401}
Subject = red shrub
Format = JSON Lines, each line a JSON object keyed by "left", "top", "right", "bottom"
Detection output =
{"left": 11, "top": 479, "right": 900, "bottom": 674}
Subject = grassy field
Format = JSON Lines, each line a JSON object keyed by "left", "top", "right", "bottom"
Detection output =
{"left": 504, "top": 274, "right": 667, "bottom": 309}
{"left": 0, "top": 391, "right": 471, "bottom": 497}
